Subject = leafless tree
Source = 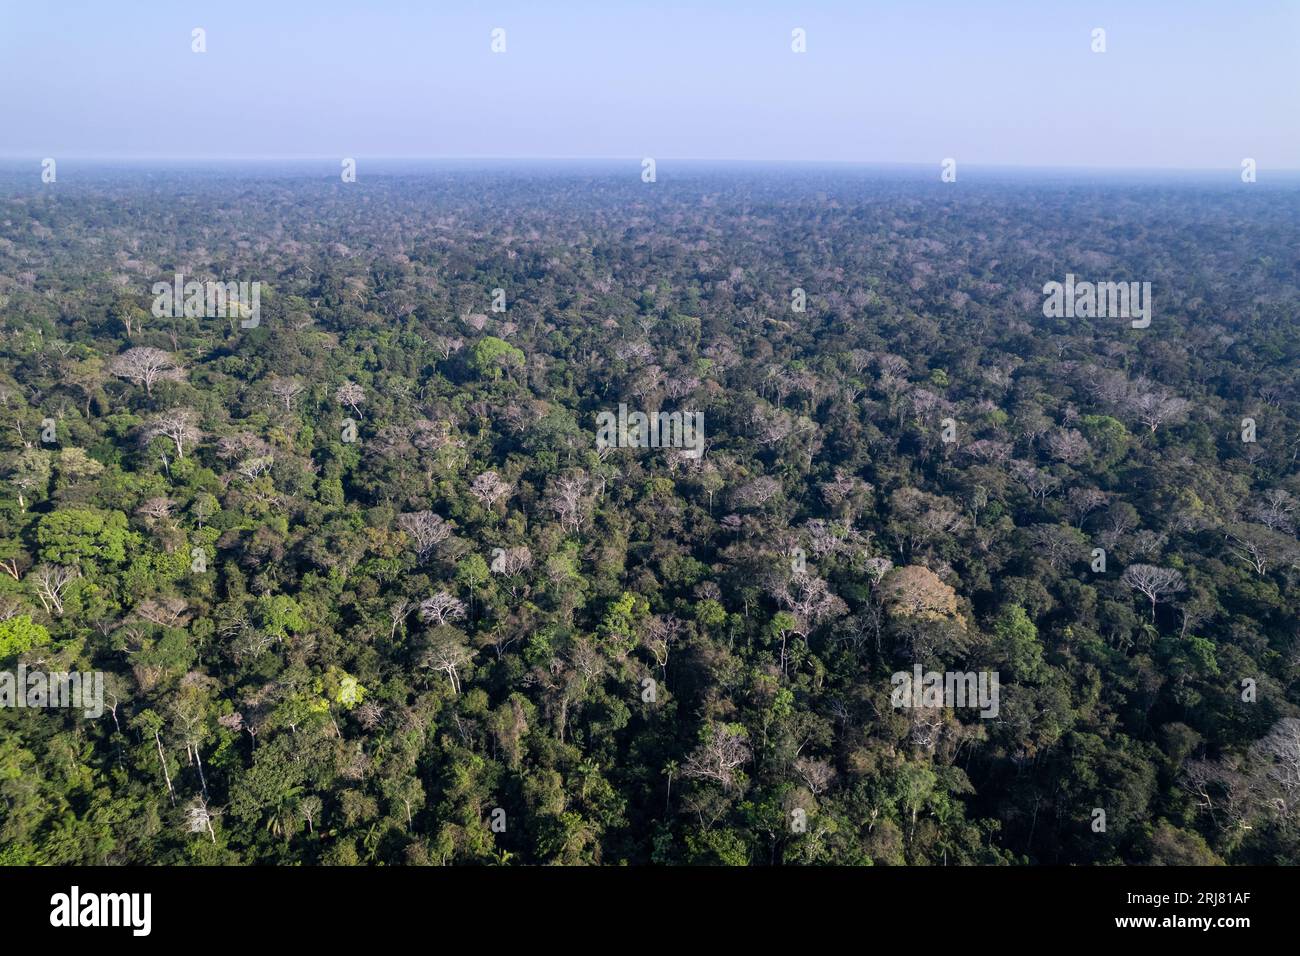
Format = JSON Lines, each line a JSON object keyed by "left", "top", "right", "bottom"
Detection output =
{"left": 299, "top": 795, "right": 323, "bottom": 834}
{"left": 355, "top": 701, "right": 385, "bottom": 731}
{"left": 136, "top": 497, "right": 176, "bottom": 522}
{"left": 418, "top": 590, "right": 467, "bottom": 627}
{"left": 491, "top": 545, "right": 533, "bottom": 577}
{"left": 396, "top": 511, "right": 451, "bottom": 562}
{"left": 642, "top": 614, "right": 684, "bottom": 674}
{"left": 142, "top": 408, "right": 202, "bottom": 459}
{"left": 732, "top": 475, "right": 782, "bottom": 509}
{"left": 109, "top": 347, "right": 184, "bottom": 396}
{"left": 1224, "top": 523, "right": 1299, "bottom": 576}
{"left": 703, "top": 341, "right": 740, "bottom": 370}
{"left": 29, "top": 564, "right": 79, "bottom": 616}
{"left": 801, "top": 518, "right": 843, "bottom": 560}
{"left": 335, "top": 381, "right": 366, "bottom": 418}
{"left": 1120, "top": 563, "right": 1186, "bottom": 620}
{"left": 1010, "top": 460, "right": 1060, "bottom": 503}
{"left": 682, "top": 722, "right": 751, "bottom": 791}
{"left": 236, "top": 455, "right": 274, "bottom": 481}
{"left": 819, "top": 470, "right": 873, "bottom": 520}
{"left": 1046, "top": 427, "right": 1091, "bottom": 464}
{"left": 431, "top": 335, "right": 464, "bottom": 360}
{"left": 745, "top": 401, "right": 786, "bottom": 445}
{"left": 1180, "top": 759, "right": 1225, "bottom": 824}
{"left": 0, "top": 594, "right": 23, "bottom": 619}
{"left": 774, "top": 575, "right": 848, "bottom": 639}
{"left": 548, "top": 471, "right": 591, "bottom": 533}
{"left": 216, "top": 432, "right": 272, "bottom": 462}
{"left": 423, "top": 633, "right": 474, "bottom": 694}
{"left": 664, "top": 373, "right": 700, "bottom": 402}
{"left": 1129, "top": 529, "right": 1168, "bottom": 560}
{"left": 1098, "top": 503, "right": 1141, "bottom": 551}
{"left": 846, "top": 348, "right": 873, "bottom": 376}
{"left": 1066, "top": 486, "right": 1108, "bottom": 527}
{"left": 269, "top": 377, "right": 306, "bottom": 411}
{"left": 876, "top": 353, "right": 910, "bottom": 377}
{"left": 135, "top": 596, "right": 191, "bottom": 628}
{"left": 793, "top": 756, "right": 837, "bottom": 796}
{"left": 185, "top": 799, "right": 217, "bottom": 843}
{"left": 1249, "top": 489, "right": 1298, "bottom": 535}
{"left": 863, "top": 556, "right": 894, "bottom": 586}
{"left": 1249, "top": 718, "right": 1300, "bottom": 820}
{"left": 1125, "top": 380, "right": 1192, "bottom": 434}
{"left": 962, "top": 439, "right": 1013, "bottom": 466}
{"left": 1029, "top": 524, "right": 1086, "bottom": 572}
{"left": 469, "top": 470, "right": 513, "bottom": 510}
{"left": 388, "top": 600, "right": 412, "bottom": 641}
{"left": 887, "top": 487, "right": 967, "bottom": 558}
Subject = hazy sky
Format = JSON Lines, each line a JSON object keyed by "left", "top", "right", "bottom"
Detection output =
{"left": 3, "top": 0, "right": 1297, "bottom": 169}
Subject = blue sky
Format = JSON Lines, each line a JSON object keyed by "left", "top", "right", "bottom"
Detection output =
{"left": 2, "top": 0, "right": 1296, "bottom": 169}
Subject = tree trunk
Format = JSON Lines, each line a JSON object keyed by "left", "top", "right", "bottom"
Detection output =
{"left": 154, "top": 731, "right": 175, "bottom": 805}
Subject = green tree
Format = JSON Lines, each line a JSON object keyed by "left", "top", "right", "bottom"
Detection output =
{"left": 0, "top": 616, "right": 50, "bottom": 661}
{"left": 469, "top": 336, "right": 525, "bottom": 381}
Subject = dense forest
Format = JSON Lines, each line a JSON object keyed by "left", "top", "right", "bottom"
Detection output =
{"left": 1, "top": 162, "right": 1298, "bottom": 865}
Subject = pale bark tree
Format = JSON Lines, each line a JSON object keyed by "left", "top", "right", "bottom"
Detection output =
{"left": 1029, "top": 524, "right": 1086, "bottom": 572}
{"left": 1249, "top": 489, "right": 1298, "bottom": 535}
{"left": 962, "top": 439, "right": 1013, "bottom": 466}
{"left": 236, "top": 455, "right": 274, "bottom": 481}
{"left": 1010, "top": 460, "right": 1060, "bottom": 503}
{"left": 423, "top": 633, "right": 474, "bottom": 694}
{"left": 397, "top": 511, "right": 451, "bottom": 562}
{"left": 774, "top": 575, "right": 849, "bottom": 639}
{"left": 1046, "top": 428, "right": 1091, "bottom": 464}
{"left": 269, "top": 377, "right": 306, "bottom": 411}
{"left": 1066, "top": 486, "right": 1108, "bottom": 527}
{"left": 388, "top": 600, "right": 412, "bottom": 641}
{"left": 469, "top": 470, "right": 513, "bottom": 509}
{"left": 136, "top": 497, "right": 176, "bottom": 522}
{"left": 548, "top": 471, "right": 591, "bottom": 533}
{"left": 418, "top": 590, "right": 467, "bottom": 627}
{"left": 185, "top": 799, "right": 217, "bottom": 843}
{"left": 1250, "top": 718, "right": 1300, "bottom": 821}
{"left": 1129, "top": 529, "right": 1168, "bottom": 559}
{"left": 1224, "top": 523, "right": 1300, "bottom": 576}
{"left": 29, "top": 564, "right": 79, "bottom": 616}
{"left": 109, "top": 347, "right": 183, "bottom": 396}
{"left": 491, "top": 545, "right": 533, "bottom": 577}
{"left": 863, "top": 556, "right": 894, "bottom": 586}
{"left": 135, "top": 595, "right": 191, "bottom": 628}
{"left": 299, "top": 795, "right": 323, "bottom": 834}
{"left": 1125, "top": 380, "right": 1192, "bottom": 434}
{"left": 682, "top": 722, "right": 751, "bottom": 791}
{"left": 142, "top": 408, "right": 202, "bottom": 459}
{"left": 793, "top": 756, "right": 837, "bottom": 796}
{"left": 335, "top": 381, "right": 366, "bottom": 418}
{"left": 642, "top": 614, "right": 684, "bottom": 676}
{"left": 5, "top": 448, "right": 51, "bottom": 510}
{"left": 819, "top": 470, "right": 873, "bottom": 521}
{"left": 1120, "top": 563, "right": 1186, "bottom": 621}
{"left": 732, "top": 475, "right": 782, "bottom": 509}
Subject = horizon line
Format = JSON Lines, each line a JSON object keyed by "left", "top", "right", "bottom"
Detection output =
{"left": 2, "top": 155, "right": 1298, "bottom": 175}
